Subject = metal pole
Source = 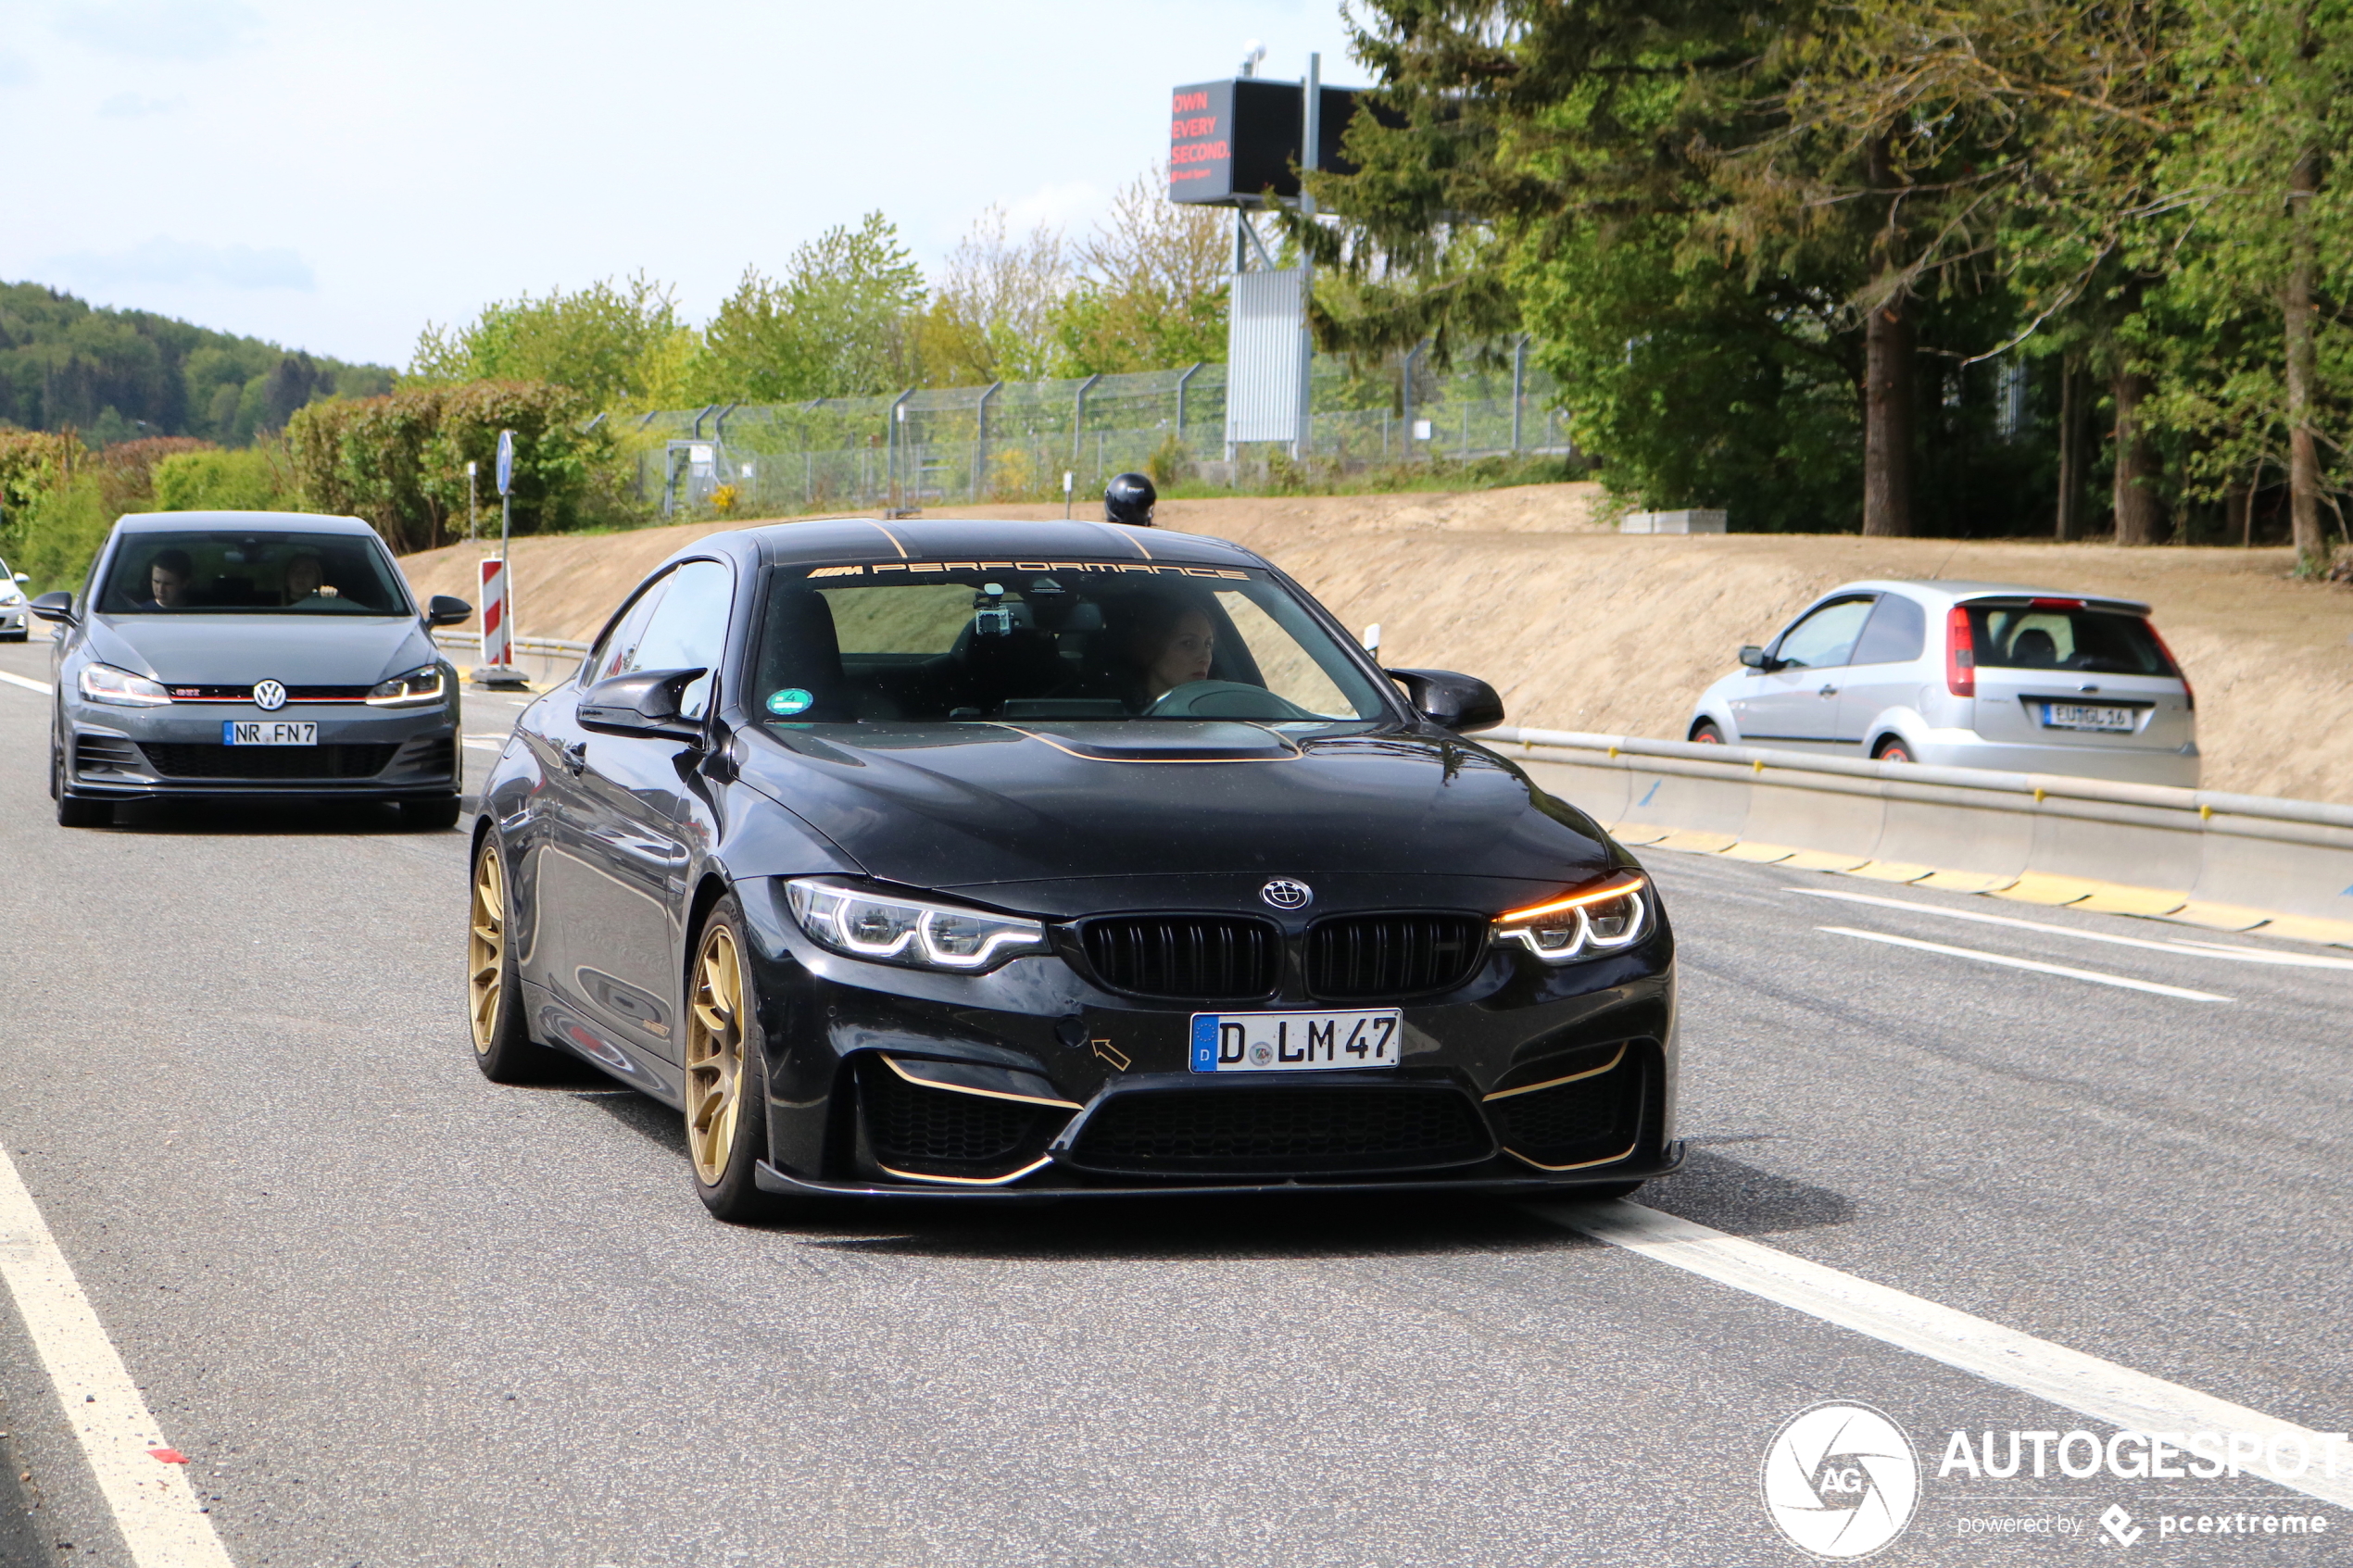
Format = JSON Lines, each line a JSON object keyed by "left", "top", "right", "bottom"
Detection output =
{"left": 1401, "top": 340, "right": 1423, "bottom": 459}
{"left": 1073, "top": 372, "right": 1101, "bottom": 461}
{"left": 1176, "top": 362, "right": 1202, "bottom": 445}
{"left": 975, "top": 381, "right": 1000, "bottom": 502}
{"left": 1295, "top": 54, "right": 1320, "bottom": 461}
{"left": 466, "top": 461, "right": 477, "bottom": 542}
{"left": 1511, "top": 333, "right": 1529, "bottom": 452}
{"left": 887, "top": 388, "right": 913, "bottom": 515}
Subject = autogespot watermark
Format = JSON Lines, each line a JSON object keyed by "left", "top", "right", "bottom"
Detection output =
{"left": 1761, "top": 1402, "right": 1921, "bottom": 1560}
{"left": 1938, "top": 1427, "right": 2352, "bottom": 1484}
{"left": 1762, "top": 1404, "right": 2350, "bottom": 1555}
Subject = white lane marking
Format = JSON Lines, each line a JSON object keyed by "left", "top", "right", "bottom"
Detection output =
{"left": 1534, "top": 1200, "right": 2353, "bottom": 1511}
{"left": 1817, "top": 925, "right": 2233, "bottom": 1002}
{"left": 0, "top": 1148, "right": 237, "bottom": 1566}
{"left": 1793, "top": 886, "right": 2353, "bottom": 972}
{"left": 0, "top": 670, "right": 51, "bottom": 695}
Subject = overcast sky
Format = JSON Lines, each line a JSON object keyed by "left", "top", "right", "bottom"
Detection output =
{"left": 0, "top": 0, "right": 1364, "bottom": 369}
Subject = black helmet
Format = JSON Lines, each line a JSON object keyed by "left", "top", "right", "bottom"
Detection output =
{"left": 1104, "top": 471, "right": 1157, "bottom": 527}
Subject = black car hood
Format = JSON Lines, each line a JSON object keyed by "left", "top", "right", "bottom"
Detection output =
{"left": 85, "top": 614, "right": 438, "bottom": 686}
{"left": 738, "top": 720, "right": 1617, "bottom": 907}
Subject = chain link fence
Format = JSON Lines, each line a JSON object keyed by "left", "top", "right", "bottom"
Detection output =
{"left": 617, "top": 348, "right": 1569, "bottom": 517}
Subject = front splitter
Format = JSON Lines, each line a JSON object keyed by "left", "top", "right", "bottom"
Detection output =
{"left": 754, "top": 1140, "right": 1686, "bottom": 1203}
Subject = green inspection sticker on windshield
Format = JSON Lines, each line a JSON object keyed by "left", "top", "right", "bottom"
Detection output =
{"left": 766, "top": 687, "right": 813, "bottom": 716}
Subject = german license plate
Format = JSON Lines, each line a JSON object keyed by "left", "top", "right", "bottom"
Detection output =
{"left": 1189, "top": 1009, "right": 1402, "bottom": 1073}
{"left": 2040, "top": 703, "right": 2136, "bottom": 733}
{"left": 223, "top": 721, "right": 318, "bottom": 746}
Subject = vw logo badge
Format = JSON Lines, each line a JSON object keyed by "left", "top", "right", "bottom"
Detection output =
{"left": 1260, "top": 878, "right": 1313, "bottom": 910}
{"left": 251, "top": 680, "right": 288, "bottom": 711}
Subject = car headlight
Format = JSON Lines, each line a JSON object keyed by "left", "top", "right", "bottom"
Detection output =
{"left": 79, "top": 662, "right": 171, "bottom": 708}
{"left": 1492, "top": 874, "right": 1649, "bottom": 962}
{"left": 786, "top": 878, "right": 1051, "bottom": 973}
{"left": 366, "top": 665, "right": 446, "bottom": 707}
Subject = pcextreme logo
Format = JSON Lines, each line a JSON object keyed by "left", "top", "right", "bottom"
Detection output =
{"left": 1762, "top": 1401, "right": 1922, "bottom": 1559}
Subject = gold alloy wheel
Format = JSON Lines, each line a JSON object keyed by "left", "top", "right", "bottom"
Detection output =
{"left": 686, "top": 922, "right": 747, "bottom": 1187}
{"left": 469, "top": 845, "right": 506, "bottom": 1055}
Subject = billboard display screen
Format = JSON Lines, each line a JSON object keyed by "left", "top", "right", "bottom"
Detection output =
{"left": 1169, "top": 80, "right": 1377, "bottom": 206}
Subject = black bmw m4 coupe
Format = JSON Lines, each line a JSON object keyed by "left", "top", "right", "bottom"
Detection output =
{"left": 468, "top": 516, "right": 1682, "bottom": 1219}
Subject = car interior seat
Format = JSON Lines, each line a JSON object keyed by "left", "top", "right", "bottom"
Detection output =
{"left": 755, "top": 589, "right": 877, "bottom": 721}
{"left": 2010, "top": 628, "right": 2059, "bottom": 667}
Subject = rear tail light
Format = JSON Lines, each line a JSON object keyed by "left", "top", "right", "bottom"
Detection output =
{"left": 2145, "top": 621, "right": 2194, "bottom": 710}
{"left": 1944, "top": 606, "right": 1975, "bottom": 697}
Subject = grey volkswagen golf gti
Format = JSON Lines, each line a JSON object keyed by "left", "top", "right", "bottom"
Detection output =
{"left": 31, "top": 510, "right": 472, "bottom": 828}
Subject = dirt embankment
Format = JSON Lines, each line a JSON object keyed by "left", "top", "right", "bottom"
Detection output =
{"left": 398, "top": 483, "right": 2353, "bottom": 803}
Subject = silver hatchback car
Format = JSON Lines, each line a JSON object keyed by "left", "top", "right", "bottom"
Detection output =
{"left": 32, "top": 510, "right": 473, "bottom": 827}
{"left": 1685, "top": 579, "right": 2199, "bottom": 787}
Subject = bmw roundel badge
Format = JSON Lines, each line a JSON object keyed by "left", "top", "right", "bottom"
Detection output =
{"left": 252, "top": 679, "right": 287, "bottom": 711}
{"left": 1260, "top": 878, "right": 1313, "bottom": 910}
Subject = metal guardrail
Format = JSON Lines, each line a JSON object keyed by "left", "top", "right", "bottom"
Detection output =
{"left": 1489, "top": 728, "right": 2353, "bottom": 833}
{"left": 1488, "top": 726, "right": 2353, "bottom": 940}
{"left": 434, "top": 630, "right": 591, "bottom": 659}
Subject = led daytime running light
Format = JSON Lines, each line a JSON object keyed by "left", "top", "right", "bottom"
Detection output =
{"left": 786, "top": 878, "right": 1051, "bottom": 974}
{"left": 78, "top": 662, "right": 171, "bottom": 708}
{"left": 366, "top": 665, "right": 446, "bottom": 707}
{"left": 1493, "top": 875, "right": 1649, "bottom": 963}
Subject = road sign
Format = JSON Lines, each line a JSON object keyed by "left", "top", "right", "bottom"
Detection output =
{"left": 496, "top": 430, "right": 514, "bottom": 496}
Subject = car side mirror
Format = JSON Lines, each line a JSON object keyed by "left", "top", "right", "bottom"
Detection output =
{"left": 10, "top": 572, "right": 26, "bottom": 585}
{"left": 1386, "top": 668, "right": 1505, "bottom": 733}
{"left": 579, "top": 666, "right": 709, "bottom": 739}
{"left": 29, "top": 591, "right": 75, "bottom": 625}
{"left": 1739, "top": 645, "right": 1773, "bottom": 671}
{"left": 426, "top": 595, "right": 472, "bottom": 629}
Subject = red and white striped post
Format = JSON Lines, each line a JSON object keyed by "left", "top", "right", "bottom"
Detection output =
{"left": 478, "top": 557, "right": 510, "bottom": 668}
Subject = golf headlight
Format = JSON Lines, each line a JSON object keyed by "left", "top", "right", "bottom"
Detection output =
{"left": 79, "top": 662, "right": 170, "bottom": 707}
{"left": 1493, "top": 875, "right": 1649, "bottom": 962}
{"left": 367, "top": 665, "right": 446, "bottom": 706}
{"left": 786, "top": 879, "right": 1051, "bottom": 973}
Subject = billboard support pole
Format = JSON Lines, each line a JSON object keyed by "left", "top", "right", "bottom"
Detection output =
{"left": 1295, "top": 53, "right": 1320, "bottom": 462}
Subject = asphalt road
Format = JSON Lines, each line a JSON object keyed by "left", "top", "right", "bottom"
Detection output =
{"left": 2, "top": 633, "right": 2347, "bottom": 1566}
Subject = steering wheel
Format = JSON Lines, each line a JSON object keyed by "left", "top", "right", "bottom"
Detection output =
{"left": 1142, "top": 680, "right": 1316, "bottom": 721}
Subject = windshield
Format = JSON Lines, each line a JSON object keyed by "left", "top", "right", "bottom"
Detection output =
{"left": 752, "top": 562, "right": 1390, "bottom": 725}
{"left": 97, "top": 530, "right": 412, "bottom": 616}
{"left": 1965, "top": 604, "right": 2176, "bottom": 677}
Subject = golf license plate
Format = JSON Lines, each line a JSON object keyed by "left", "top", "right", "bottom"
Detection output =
{"left": 2040, "top": 703, "right": 2136, "bottom": 733}
{"left": 1190, "top": 1009, "right": 1402, "bottom": 1073}
{"left": 223, "top": 721, "right": 318, "bottom": 746}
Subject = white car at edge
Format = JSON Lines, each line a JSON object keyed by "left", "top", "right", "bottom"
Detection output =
{"left": 1684, "top": 578, "right": 2199, "bottom": 788}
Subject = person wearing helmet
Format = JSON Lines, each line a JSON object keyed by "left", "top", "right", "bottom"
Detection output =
{"left": 1104, "top": 472, "right": 1157, "bottom": 527}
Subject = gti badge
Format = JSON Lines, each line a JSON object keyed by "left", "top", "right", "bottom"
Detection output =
{"left": 1260, "top": 878, "right": 1313, "bottom": 910}
{"left": 252, "top": 679, "right": 287, "bottom": 711}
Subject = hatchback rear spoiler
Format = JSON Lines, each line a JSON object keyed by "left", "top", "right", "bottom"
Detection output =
{"left": 1957, "top": 593, "right": 2153, "bottom": 618}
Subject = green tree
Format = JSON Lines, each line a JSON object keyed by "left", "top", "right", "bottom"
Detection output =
{"left": 151, "top": 446, "right": 290, "bottom": 512}
{"left": 409, "top": 274, "right": 688, "bottom": 410}
{"left": 2137, "top": 0, "right": 2353, "bottom": 569}
{"left": 1049, "top": 171, "right": 1231, "bottom": 374}
{"left": 913, "top": 207, "right": 1069, "bottom": 386}
{"left": 288, "top": 382, "right": 616, "bottom": 553}
{"left": 703, "top": 213, "right": 926, "bottom": 399}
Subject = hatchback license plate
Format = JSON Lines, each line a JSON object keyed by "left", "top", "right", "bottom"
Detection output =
{"left": 2040, "top": 703, "right": 2136, "bottom": 733}
{"left": 223, "top": 721, "right": 318, "bottom": 746}
{"left": 1189, "top": 1009, "right": 1402, "bottom": 1073}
